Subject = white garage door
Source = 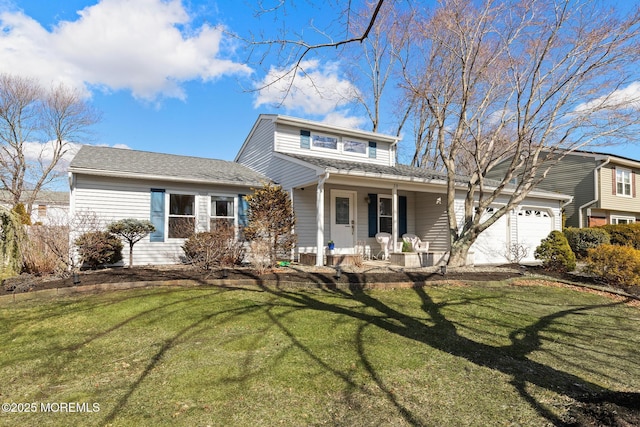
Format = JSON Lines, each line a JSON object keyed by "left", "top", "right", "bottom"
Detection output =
{"left": 516, "top": 208, "right": 553, "bottom": 263}
{"left": 471, "top": 207, "right": 510, "bottom": 265}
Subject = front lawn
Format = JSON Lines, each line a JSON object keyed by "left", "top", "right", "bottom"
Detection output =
{"left": 0, "top": 280, "right": 638, "bottom": 426}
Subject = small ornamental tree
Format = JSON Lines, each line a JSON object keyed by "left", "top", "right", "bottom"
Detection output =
{"left": 107, "top": 219, "right": 155, "bottom": 268}
{"left": 243, "top": 183, "right": 296, "bottom": 268}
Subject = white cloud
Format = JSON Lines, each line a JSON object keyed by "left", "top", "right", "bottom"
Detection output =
{"left": 321, "top": 111, "right": 367, "bottom": 130}
{"left": 574, "top": 81, "right": 640, "bottom": 113}
{"left": 0, "top": 0, "right": 251, "bottom": 100}
{"left": 254, "top": 60, "right": 360, "bottom": 116}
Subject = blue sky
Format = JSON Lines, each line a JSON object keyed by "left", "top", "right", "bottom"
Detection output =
{"left": 0, "top": 0, "right": 367, "bottom": 163}
{"left": 1, "top": 0, "right": 639, "bottom": 173}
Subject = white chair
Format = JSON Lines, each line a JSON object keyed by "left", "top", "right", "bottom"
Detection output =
{"left": 402, "top": 233, "right": 430, "bottom": 253}
{"left": 375, "top": 232, "right": 392, "bottom": 260}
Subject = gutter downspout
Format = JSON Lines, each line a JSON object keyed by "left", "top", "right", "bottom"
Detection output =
{"left": 316, "top": 172, "right": 330, "bottom": 267}
{"left": 578, "top": 157, "right": 610, "bottom": 228}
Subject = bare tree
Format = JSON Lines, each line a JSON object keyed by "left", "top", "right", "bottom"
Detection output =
{"left": 0, "top": 74, "right": 100, "bottom": 213}
{"left": 343, "top": 1, "right": 415, "bottom": 135}
{"left": 399, "top": 0, "right": 640, "bottom": 266}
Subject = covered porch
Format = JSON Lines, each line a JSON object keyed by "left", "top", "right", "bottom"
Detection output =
{"left": 292, "top": 178, "right": 452, "bottom": 267}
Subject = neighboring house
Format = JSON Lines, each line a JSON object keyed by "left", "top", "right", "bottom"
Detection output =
{"left": 235, "top": 114, "right": 570, "bottom": 266}
{"left": 68, "top": 146, "right": 268, "bottom": 266}
{"left": 68, "top": 115, "right": 569, "bottom": 267}
{"left": 0, "top": 190, "right": 69, "bottom": 225}
{"left": 488, "top": 149, "right": 640, "bottom": 228}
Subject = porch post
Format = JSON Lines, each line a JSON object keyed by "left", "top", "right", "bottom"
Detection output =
{"left": 392, "top": 184, "right": 398, "bottom": 253}
{"left": 316, "top": 173, "right": 329, "bottom": 266}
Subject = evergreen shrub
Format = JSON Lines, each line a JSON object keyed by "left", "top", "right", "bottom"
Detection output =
{"left": 534, "top": 230, "right": 576, "bottom": 272}
{"left": 563, "top": 227, "right": 610, "bottom": 258}
{"left": 599, "top": 223, "right": 640, "bottom": 249}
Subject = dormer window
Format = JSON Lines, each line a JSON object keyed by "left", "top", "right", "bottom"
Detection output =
{"left": 312, "top": 134, "right": 338, "bottom": 150}
{"left": 344, "top": 139, "right": 367, "bottom": 155}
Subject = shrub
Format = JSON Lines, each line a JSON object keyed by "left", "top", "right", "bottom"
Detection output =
{"left": 585, "top": 244, "right": 640, "bottom": 292}
{"left": 534, "top": 230, "right": 576, "bottom": 272}
{"left": 244, "top": 183, "right": 296, "bottom": 268}
{"left": 599, "top": 223, "right": 640, "bottom": 249}
{"left": 107, "top": 218, "right": 155, "bottom": 268}
{"left": 563, "top": 227, "right": 610, "bottom": 258}
{"left": 75, "top": 231, "right": 123, "bottom": 269}
{"left": 22, "top": 225, "right": 68, "bottom": 275}
{"left": 182, "top": 222, "right": 245, "bottom": 270}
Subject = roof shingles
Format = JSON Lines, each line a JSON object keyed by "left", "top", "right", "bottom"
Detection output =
{"left": 70, "top": 145, "right": 267, "bottom": 186}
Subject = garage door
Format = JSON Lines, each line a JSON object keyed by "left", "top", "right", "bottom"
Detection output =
{"left": 471, "top": 207, "right": 510, "bottom": 265}
{"left": 515, "top": 208, "right": 553, "bottom": 263}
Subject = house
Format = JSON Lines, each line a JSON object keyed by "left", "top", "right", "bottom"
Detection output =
{"left": 0, "top": 190, "right": 69, "bottom": 225}
{"left": 68, "top": 145, "right": 268, "bottom": 266}
{"left": 68, "top": 115, "right": 569, "bottom": 267}
{"left": 235, "top": 115, "right": 570, "bottom": 266}
{"left": 488, "top": 149, "right": 640, "bottom": 228}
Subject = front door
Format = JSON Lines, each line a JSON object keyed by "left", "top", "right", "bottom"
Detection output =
{"left": 331, "top": 190, "right": 356, "bottom": 252}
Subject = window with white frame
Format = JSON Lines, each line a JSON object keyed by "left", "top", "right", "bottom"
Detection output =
{"left": 378, "top": 195, "right": 392, "bottom": 233}
{"left": 210, "top": 196, "right": 235, "bottom": 230}
{"left": 611, "top": 216, "right": 635, "bottom": 225}
{"left": 312, "top": 133, "right": 338, "bottom": 150}
{"left": 168, "top": 194, "right": 195, "bottom": 238}
{"left": 616, "top": 168, "right": 632, "bottom": 196}
{"left": 343, "top": 139, "right": 367, "bottom": 155}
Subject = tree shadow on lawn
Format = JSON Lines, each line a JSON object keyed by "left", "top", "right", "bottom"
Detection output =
{"left": 254, "top": 273, "right": 639, "bottom": 426}
{"left": 92, "top": 271, "right": 638, "bottom": 426}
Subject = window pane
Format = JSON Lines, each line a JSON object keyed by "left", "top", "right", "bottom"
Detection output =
{"left": 379, "top": 198, "right": 392, "bottom": 216}
{"left": 379, "top": 217, "right": 392, "bottom": 233}
{"left": 335, "top": 197, "right": 350, "bottom": 224}
{"left": 170, "top": 194, "right": 194, "bottom": 215}
{"left": 344, "top": 140, "right": 367, "bottom": 154}
{"left": 210, "top": 218, "right": 234, "bottom": 231}
{"left": 168, "top": 217, "right": 195, "bottom": 238}
{"left": 212, "top": 197, "right": 234, "bottom": 217}
{"left": 312, "top": 135, "right": 337, "bottom": 149}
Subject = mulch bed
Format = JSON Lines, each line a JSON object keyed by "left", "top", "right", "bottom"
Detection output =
{"left": 1, "top": 265, "right": 527, "bottom": 295}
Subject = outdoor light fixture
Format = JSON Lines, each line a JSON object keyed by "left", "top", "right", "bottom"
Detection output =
{"left": 364, "top": 196, "right": 370, "bottom": 204}
{"left": 72, "top": 273, "right": 81, "bottom": 285}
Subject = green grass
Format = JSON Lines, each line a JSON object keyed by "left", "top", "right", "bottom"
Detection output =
{"left": 0, "top": 280, "right": 638, "bottom": 426}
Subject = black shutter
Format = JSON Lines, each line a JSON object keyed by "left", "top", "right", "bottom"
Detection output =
{"left": 368, "top": 193, "right": 378, "bottom": 237}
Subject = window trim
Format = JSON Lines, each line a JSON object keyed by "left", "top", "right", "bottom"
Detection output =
{"left": 311, "top": 132, "right": 339, "bottom": 151}
{"left": 342, "top": 138, "right": 368, "bottom": 157}
{"left": 378, "top": 194, "right": 393, "bottom": 234}
{"left": 167, "top": 192, "right": 196, "bottom": 239}
{"left": 209, "top": 193, "right": 238, "bottom": 232}
{"left": 611, "top": 215, "right": 635, "bottom": 225}
{"left": 615, "top": 168, "right": 633, "bottom": 197}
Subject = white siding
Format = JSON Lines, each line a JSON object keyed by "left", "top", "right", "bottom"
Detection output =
{"left": 268, "top": 157, "right": 318, "bottom": 190}
{"left": 72, "top": 174, "right": 255, "bottom": 266}
{"left": 415, "top": 193, "right": 449, "bottom": 252}
{"left": 274, "top": 123, "right": 394, "bottom": 166}
{"left": 235, "top": 117, "right": 275, "bottom": 174}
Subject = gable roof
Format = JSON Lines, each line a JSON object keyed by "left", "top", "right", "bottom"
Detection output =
{"left": 70, "top": 145, "right": 268, "bottom": 187}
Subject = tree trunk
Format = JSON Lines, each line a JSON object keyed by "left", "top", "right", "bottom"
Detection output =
{"left": 448, "top": 236, "right": 474, "bottom": 267}
{"left": 129, "top": 242, "right": 134, "bottom": 268}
